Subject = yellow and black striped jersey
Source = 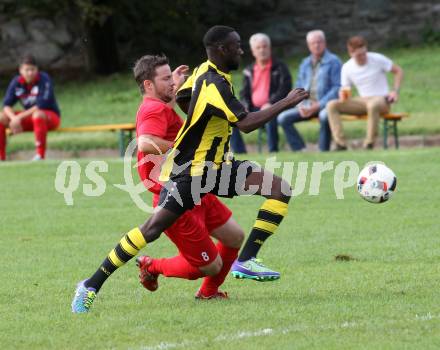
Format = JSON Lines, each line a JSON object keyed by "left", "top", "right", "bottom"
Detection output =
{"left": 160, "top": 60, "right": 247, "bottom": 180}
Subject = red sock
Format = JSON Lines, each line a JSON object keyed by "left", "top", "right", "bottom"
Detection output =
{"left": 199, "top": 242, "right": 239, "bottom": 296}
{"left": 33, "top": 117, "right": 48, "bottom": 158}
{"left": 0, "top": 124, "right": 6, "bottom": 160}
{"left": 149, "top": 254, "right": 204, "bottom": 280}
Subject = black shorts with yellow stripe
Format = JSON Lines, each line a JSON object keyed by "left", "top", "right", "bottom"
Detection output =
{"left": 158, "top": 160, "right": 258, "bottom": 215}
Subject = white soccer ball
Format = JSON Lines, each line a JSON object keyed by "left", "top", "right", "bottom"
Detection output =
{"left": 357, "top": 163, "right": 397, "bottom": 203}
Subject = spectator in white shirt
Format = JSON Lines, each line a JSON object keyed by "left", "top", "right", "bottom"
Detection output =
{"left": 327, "top": 36, "right": 403, "bottom": 150}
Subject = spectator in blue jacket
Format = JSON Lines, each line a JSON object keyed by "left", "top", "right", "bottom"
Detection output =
{"left": 278, "top": 30, "right": 341, "bottom": 151}
{"left": 0, "top": 54, "right": 61, "bottom": 161}
{"left": 233, "top": 33, "right": 292, "bottom": 153}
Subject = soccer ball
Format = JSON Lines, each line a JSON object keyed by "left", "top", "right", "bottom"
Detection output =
{"left": 357, "top": 163, "right": 397, "bottom": 203}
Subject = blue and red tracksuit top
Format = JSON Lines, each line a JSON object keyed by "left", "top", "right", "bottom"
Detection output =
{"left": 3, "top": 72, "right": 60, "bottom": 116}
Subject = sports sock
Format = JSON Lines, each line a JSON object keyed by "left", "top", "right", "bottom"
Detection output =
{"left": 238, "top": 199, "right": 288, "bottom": 262}
{"left": 148, "top": 254, "right": 203, "bottom": 280}
{"left": 0, "top": 123, "right": 6, "bottom": 160}
{"left": 33, "top": 117, "right": 47, "bottom": 158}
{"left": 199, "top": 242, "right": 239, "bottom": 296}
{"left": 86, "top": 227, "right": 146, "bottom": 292}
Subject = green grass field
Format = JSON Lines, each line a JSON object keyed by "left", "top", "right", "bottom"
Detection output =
{"left": 1, "top": 148, "right": 440, "bottom": 349}
{"left": 3, "top": 45, "right": 440, "bottom": 153}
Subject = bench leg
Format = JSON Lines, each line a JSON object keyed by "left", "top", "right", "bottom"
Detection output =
{"left": 258, "top": 128, "right": 263, "bottom": 154}
{"left": 383, "top": 119, "right": 388, "bottom": 149}
{"left": 118, "top": 130, "right": 126, "bottom": 157}
{"left": 393, "top": 121, "right": 399, "bottom": 149}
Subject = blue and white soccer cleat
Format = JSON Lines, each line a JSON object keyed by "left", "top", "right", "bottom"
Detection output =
{"left": 71, "top": 280, "right": 97, "bottom": 313}
{"left": 231, "top": 258, "right": 280, "bottom": 281}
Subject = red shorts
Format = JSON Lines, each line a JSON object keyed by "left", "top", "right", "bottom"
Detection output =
{"left": 16, "top": 110, "right": 60, "bottom": 131}
{"left": 152, "top": 193, "right": 232, "bottom": 267}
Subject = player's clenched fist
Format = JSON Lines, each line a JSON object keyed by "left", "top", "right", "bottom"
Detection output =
{"left": 285, "top": 88, "right": 309, "bottom": 107}
{"left": 172, "top": 65, "right": 190, "bottom": 90}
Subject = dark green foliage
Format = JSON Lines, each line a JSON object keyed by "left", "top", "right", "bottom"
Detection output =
{"left": 421, "top": 23, "right": 440, "bottom": 45}
{"left": 6, "top": 0, "right": 282, "bottom": 68}
{"left": 112, "top": 0, "right": 281, "bottom": 65}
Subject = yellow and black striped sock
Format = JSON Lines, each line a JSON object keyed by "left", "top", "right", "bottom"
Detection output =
{"left": 238, "top": 199, "right": 288, "bottom": 262}
{"left": 86, "top": 227, "right": 147, "bottom": 292}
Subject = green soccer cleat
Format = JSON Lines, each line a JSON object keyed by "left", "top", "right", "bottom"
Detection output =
{"left": 231, "top": 258, "right": 280, "bottom": 281}
{"left": 71, "top": 280, "right": 97, "bottom": 313}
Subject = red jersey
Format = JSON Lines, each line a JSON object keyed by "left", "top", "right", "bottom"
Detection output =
{"left": 136, "top": 97, "right": 183, "bottom": 194}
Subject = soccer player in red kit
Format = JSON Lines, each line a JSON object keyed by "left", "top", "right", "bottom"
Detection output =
{"left": 72, "top": 55, "right": 244, "bottom": 313}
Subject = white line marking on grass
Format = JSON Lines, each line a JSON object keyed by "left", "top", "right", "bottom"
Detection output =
{"left": 136, "top": 324, "right": 359, "bottom": 350}
{"left": 137, "top": 340, "right": 195, "bottom": 350}
{"left": 341, "top": 321, "right": 357, "bottom": 328}
{"left": 135, "top": 315, "right": 438, "bottom": 350}
{"left": 415, "top": 312, "right": 435, "bottom": 321}
{"left": 136, "top": 328, "right": 276, "bottom": 350}
{"left": 214, "top": 328, "right": 274, "bottom": 341}
{"left": 135, "top": 325, "right": 341, "bottom": 350}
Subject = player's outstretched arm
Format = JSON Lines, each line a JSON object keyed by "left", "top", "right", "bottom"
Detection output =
{"left": 138, "top": 134, "right": 173, "bottom": 154}
{"left": 236, "top": 88, "right": 309, "bottom": 133}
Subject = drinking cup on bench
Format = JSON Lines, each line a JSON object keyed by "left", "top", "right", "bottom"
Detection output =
{"left": 340, "top": 87, "right": 352, "bottom": 102}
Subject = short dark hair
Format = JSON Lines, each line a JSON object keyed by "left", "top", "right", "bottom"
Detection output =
{"left": 203, "top": 25, "right": 236, "bottom": 48}
{"left": 19, "top": 54, "right": 37, "bottom": 67}
{"left": 347, "top": 36, "right": 367, "bottom": 50}
{"left": 133, "top": 54, "right": 169, "bottom": 94}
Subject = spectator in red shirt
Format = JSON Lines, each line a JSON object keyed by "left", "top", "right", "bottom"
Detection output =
{"left": 0, "top": 54, "right": 60, "bottom": 161}
{"left": 233, "top": 33, "right": 292, "bottom": 153}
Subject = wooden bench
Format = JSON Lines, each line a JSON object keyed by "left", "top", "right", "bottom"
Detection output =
{"left": 56, "top": 123, "right": 136, "bottom": 157}
{"left": 339, "top": 112, "right": 409, "bottom": 149}
{"left": 7, "top": 123, "right": 136, "bottom": 157}
{"left": 257, "top": 112, "right": 409, "bottom": 152}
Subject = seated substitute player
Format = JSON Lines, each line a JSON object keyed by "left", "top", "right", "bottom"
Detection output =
{"left": 72, "top": 25, "right": 308, "bottom": 312}
{"left": 72, "top": 55, "right": 245, "bottom": 313}
{"left": 0, "top": 54, "right": 61, "bottom": 161}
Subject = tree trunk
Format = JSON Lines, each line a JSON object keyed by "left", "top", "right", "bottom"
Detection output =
{"left": 85, "top": 15, "right": 120, "bottom": 75}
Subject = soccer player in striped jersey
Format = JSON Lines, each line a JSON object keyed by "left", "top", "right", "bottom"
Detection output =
{"left": 155, "top": 25, "right": 308, "bottom": 280}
